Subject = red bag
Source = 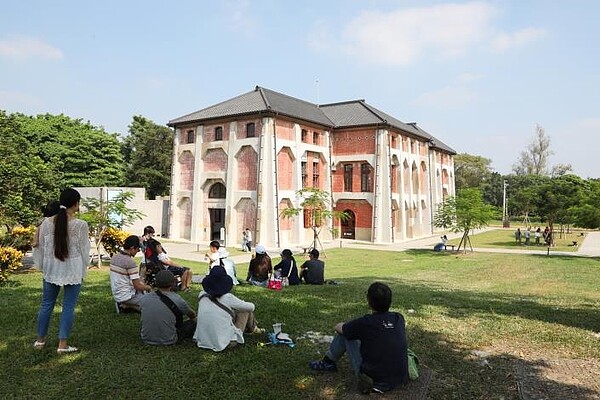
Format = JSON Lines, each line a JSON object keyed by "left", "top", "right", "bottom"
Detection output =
{"left": 267, "top": 278, "right": 282, "bottom": 291}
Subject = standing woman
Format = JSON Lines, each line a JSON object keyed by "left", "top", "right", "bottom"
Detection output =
{"left": 34, "top": 188, "right": 90, "bottom": 354}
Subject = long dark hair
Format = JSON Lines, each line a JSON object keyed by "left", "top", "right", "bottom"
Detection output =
{"left": 54, "top": 188, "right": 81, "bottom": 261}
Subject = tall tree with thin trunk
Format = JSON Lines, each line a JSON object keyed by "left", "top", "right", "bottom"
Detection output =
{"left": 513, "top": 124, "right": 552, "bottom": 176}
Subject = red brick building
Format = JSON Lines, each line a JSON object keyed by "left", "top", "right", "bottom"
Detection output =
{"left": 167, "top": 86, "right": 455, "bottom": 248}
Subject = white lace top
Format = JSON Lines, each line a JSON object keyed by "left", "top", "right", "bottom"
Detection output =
{"left": 35, "top": 217, "right": 90, "bottom": 286}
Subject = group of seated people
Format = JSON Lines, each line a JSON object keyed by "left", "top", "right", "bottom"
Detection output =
{"left": 246, "top": 245, "right": 325, "bottom": 286}
{"left": 109, "top": 232, "right": 411, "bottom": 394}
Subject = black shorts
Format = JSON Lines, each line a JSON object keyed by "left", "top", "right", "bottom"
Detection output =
{"left": 167, "top": 265, "right": 189, "bottom": 276}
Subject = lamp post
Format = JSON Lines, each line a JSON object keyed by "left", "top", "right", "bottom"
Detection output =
{"left": 502, "top": 180, "right": 510, "bottom": 228}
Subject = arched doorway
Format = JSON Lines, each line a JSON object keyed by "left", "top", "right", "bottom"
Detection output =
{"left": 341, "top": 209, "right": 356, "bottom": 239}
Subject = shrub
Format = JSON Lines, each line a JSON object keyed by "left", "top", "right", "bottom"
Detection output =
{"left": 0, "top": 246, "right": 23, "bottom": 284}
{"left": 0, "top": 226, "right": 36, "bottom": 253}
{"left": 101, "top": 228, "right": 131, "bottom": 256}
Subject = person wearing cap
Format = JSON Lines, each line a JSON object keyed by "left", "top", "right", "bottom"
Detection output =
{"left": 139, "top": 270, "right": 197, "bottom": 345}
{"left": 194, "top": 266, "right": 264, "bottom": 351}
{"left": 300, "top": 248, "right": 325, "bottom": 284}
{"left": 246, "top": 244, "right": 272, "bottom": 287}
{"left": 274, "top": 249, "right": 300, "bottom": 285}
{"left": 110, "top": 235, "right": 152, "bottom": 313}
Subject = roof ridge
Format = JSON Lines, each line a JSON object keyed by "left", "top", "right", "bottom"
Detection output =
{"left": 255, "top": 86, "right": 272, "bottom": 110}
{"left": 320, "top": 99, "right": 366, "bottom": 107}
{"left": 168, "top": 88, "right": 260, "bottom": 124}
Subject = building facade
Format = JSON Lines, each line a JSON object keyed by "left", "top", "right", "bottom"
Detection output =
{"left": 167, "top": 86, "right": 455, "bottom": 248}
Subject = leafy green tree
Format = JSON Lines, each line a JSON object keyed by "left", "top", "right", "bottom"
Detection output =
{"left": 434, "top": 188, "right": 495, "bottom": 252}
{"left": 0, "top": 111, "right": 59, "bottom": 229}
{"left": 572, "top": 179, "right": 600, "bottom": 229}
{"left": 79, "top": 191, "right": 144, "bottom": 268}
{"left": 280, "top": 188, "right": 347, "bottom": 256}
{"left": 533, "top": 175, "right": 583, "bottom": 243}
{"left": 481, "top": 171, "right": 504, "bottom": 207}
{"left": 13, "top": 113, "right": 125, "bottom": 187}
{"left": 453, "top": 153, "right": 493, "bottom": 190}
{"left": 122, "top": 116, "right": 173, "bottom": 199}
{"left": 505, "top": 174, "right": 550, "bottom": 222}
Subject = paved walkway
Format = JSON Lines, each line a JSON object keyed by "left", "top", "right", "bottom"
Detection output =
{"left": 160, "top": 229, "right": 600, "bottom": 264}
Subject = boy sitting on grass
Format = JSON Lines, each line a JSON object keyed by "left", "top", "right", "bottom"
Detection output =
{"left": 309, "top": 282, "right": 409, "bottom": 394}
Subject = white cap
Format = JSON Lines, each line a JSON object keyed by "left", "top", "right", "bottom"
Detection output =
{"left": 255, "top": 244, "right": 266, "bottom": 254}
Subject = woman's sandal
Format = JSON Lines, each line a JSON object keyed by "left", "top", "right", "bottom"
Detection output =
{"left": 33, "top": 341, "right": 45, "bottom": 349}
{"left": 56, "top": 346, "right": 78, "bottom": 354}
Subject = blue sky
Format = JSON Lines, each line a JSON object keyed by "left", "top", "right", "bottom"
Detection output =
{"left": 2, "top": 1, "right": 599, "bottom": 178}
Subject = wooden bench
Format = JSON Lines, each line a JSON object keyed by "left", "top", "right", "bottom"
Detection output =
{"left": 444, "top": 244, "right": 456, "bottom": 251}
{"left": 302, "top": 247, "right": 313, "bottom": 254}
{"left": 571, "top": 241, "right": 578, "bottom": 247}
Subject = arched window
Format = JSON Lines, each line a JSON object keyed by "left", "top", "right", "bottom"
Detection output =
{"left": 208, "top": 182, "right": 226, "bottom": 198}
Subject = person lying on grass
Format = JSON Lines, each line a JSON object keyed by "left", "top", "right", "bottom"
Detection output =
{"left": 309, "top": 282, "right": 409, "bottom": 394}
{"left": 139, "top": 270, "right": 197, "bottom": 345}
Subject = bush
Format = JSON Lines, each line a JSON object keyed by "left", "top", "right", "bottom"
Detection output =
{"left": 0, "top": 226, "right": 36, "bottom": 253}
{"left": 0, "top": 246, "right": 23, "bottom": 284}
{"left": 101, "top": 228, "right": 131, "bottom": 256}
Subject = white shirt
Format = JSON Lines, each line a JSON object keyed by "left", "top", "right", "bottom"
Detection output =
{"left": 34, "top": 217, "right": 90, "bottom": 286}
{"left": 193, "top": 291, "right": 254, "bottom": 351}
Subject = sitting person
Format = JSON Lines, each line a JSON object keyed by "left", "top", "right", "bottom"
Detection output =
{"left": 109, "top": 235, "right": 152, "bottom": 313}
{"left": 219, "top": 247, "right": 239, "bottom": 285}
{"left": 310, "top": 282, "right": 409, "bottom": 394}
{"left": 274, "top": 249, "right": 300, "bottom": 285}
{"left": 246, "top": 244, "right": 272, "bottom": 287}
{"left": 194, "top": 266, "right": 264, "bottom": 351}
{"left": 433, "top": 235, "right": 448, "bottom": 252}
{"left": 300, "top": 248, "right": 325, "bottom": 284}
{"left": 139, "top": 270, "right": 197, "bottom": 345}
{"left": 205, "top": 240, "right": 222, "bottom": 269}
{"left": 141, "top": 225, "right": 193, "bottom": 291}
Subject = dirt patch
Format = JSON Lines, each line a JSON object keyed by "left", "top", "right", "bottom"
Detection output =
{"left": 514, "top": 358, "right": 600, "bottom": 400}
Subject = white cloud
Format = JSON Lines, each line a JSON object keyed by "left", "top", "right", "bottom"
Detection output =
{"left": 308, "top": 20, "right": 334, "bottom": 53}
{"left": 340, "top": 2, "right": 497, "bottom": 66}
{"left": 0, "top": 36, "right": 63, "bottom": 60}
{"left": 222, "top": 0, "right": 258, "bottom": 35}
{"left": 414, "top": 86, "right": 477, "bottom": 109}
{"left": 575, "top": 117, "right": 600, "bottom": 131}
{"left": 490, "top": 27, "right": 547, "bottom": 53}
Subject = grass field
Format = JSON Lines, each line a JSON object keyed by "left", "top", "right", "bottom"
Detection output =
{"left": 446, "top": 228, "right": 588, "bottom": 252}
{"left": 1, "top": 249, "right": 599, "bottom": 399}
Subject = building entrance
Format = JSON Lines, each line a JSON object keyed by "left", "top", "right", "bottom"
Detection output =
{"left": 209, "top": 208, "right": 225, "bottom": 241}
{"left": 341, "top": 209, "right": 355, "bottom": 239}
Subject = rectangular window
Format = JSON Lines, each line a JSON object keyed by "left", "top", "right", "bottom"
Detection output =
{"left": 361, "top": 163, "right": 371, "bottom": 192}
{"left": 246, "top": 123, "right": 255, "bottom": 138}
{"left": 301, "top": 129, "right": 308, "bottom": 143}
{"left": 301, "top": 161, "right": 308, "bottom": 188}
{"left": 215, "top": 126, "right": 223, "bottom": 141}
{"left": 303, "top": 208, "right": 311, "bottom": 228}
{"left": 312, "top": 161, "right": 319, "bottom": 187}
{"left": 313, "top": 131, "right": 319, "bottom": 145}
{"left": 187, "top": 130, "right": 195, "bottom": 144}
{"left": 344, "top": 164, "right": 353, "bottom": 192}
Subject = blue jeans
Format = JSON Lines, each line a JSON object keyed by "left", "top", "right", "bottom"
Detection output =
{"left": 326, "top": 334, "right": 362, "bottom": 375}
{"left": 37, "top": 280, "right": 82, "bottom": 340}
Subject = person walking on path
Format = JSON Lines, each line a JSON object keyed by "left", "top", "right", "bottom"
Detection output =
{"left": 244, "top": 228, "right": 253, "bottom": 252}
{"left": 34, "top": 188, "right": 90, "bottom": 354}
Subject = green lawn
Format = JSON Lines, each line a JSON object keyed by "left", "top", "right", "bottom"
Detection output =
{"left": 2, "top": 249, "right": 599, "bottom": 399}
{"left": 446, "top": 228, "right": 588, "bottom": 252}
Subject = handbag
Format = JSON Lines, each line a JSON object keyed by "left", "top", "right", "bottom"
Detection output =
{"left": 407, "top": 348, "right": 419, "bottom": 381}
{"left": 281, "top": 258, "right": 296, "bottom": 287}
{"left": 267, "top": 276, "right": 282, "bottom": 291}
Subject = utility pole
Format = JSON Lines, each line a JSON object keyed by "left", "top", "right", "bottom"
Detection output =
{"left": 502, "top": 180, "right": 510, "bottom": 228}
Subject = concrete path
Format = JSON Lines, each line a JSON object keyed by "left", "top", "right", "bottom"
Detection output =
{"left": 160, "top": 229, "right": 600, "bottom": 263}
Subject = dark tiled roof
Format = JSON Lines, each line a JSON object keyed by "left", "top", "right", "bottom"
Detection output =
{"left": 168, "top": 86, "right": 333, "bottom": 127}
{"left": 169, "top": 86, "right": 455, "bottom": 154}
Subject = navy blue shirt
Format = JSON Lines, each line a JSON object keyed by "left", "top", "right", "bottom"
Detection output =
{"left": 343, "top": 311, "right": 409, "bottom": 386}
{"left": 274, "top": 258, "right": 300, "bottom": 285}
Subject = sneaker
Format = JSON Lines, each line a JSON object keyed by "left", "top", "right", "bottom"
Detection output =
{"left": 309, "top": 359, "right": 337, "bottom": 372}
{"left": 357, "top": 373, "right": 373, "bottom": 394}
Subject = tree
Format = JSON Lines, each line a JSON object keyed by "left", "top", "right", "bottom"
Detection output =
{"left": 434, "top": 188, "right": 495, "bottom": 253}
{"left": 0, "top": 111, "right": 59, "bottom": 229}
{"left": 533, "top": 175, "right": 583, "bottom": 243}
{"left": 512, "top": 124, "right": 552, "bottom": 175}
{"left": 279, "top": 188, "right": 347, "bottom": 256}
{"left": 453, "top": 153, "right": 493, "bottom": 190}
{"left": 13, "top": 113, "right": 125, "bottom": 187}
{"left": 551, "top": 163, "right": 573, "bottom": 177}
{"left": 122, "top": 116, "right": 174, "bottom": 199}
{"left": 572, "top": 179, "right": 600, "bottom": 229}
{"left": 79, "top": 191, "right": 144, "bottom": 268}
